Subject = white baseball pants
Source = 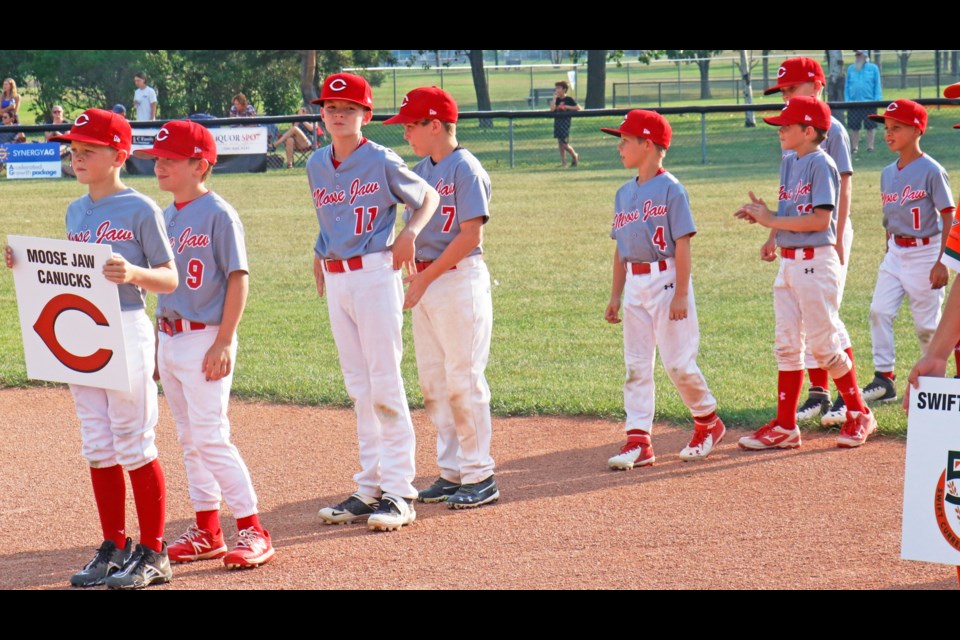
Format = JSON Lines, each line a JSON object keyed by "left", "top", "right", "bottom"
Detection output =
{"left": 622, "top": 259, "right": 717, "bottom": 434}
{"left": 804, "top": 218, "right": 853, "bottom": 369}
{"left": 869, "top": 238, "right": 944, "bottom": 372}
{"left": 70, "top": 309, "right": 158, "bottom": 471}
{"left": 412, "top": 256, "right": 495, "bottom": 485}
{"left": 324, "top": 250, "right": 417, "bottom": 500}
{"left": 774, "top": 248, "right": 851, "bottom": 375}
{"left": 158, "top": 327, "right": 258, "bottom": 517}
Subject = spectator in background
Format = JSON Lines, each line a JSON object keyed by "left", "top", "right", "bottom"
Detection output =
{"left": 112, "top": 104, "right": 127, "bottom": 118}
{"left": 844, "top": 50, "right": 882, "bottom": 154}
{"left": 1, "top": 78, "right": 20, "bottom": 118}
{"left": 230, "top": 93, "right": 257, "bottom": 118}
{"left": 133, "top": 72, "right": 158, "bottom": 121}
{"left": 45, "top": 105, "right": 75, "bottom": 177}
{"left": 273, "top": 106, "right": 323, "bottom": 169}
{"left": 0, "top": 111, "right": 25, "bottom": 144}
{"left": 551, "top": 80, "right": 581, "bottom": 168}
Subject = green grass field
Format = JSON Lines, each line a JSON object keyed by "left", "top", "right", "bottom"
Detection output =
{"left": 4, "top": 106, "right": 960, "bottom": 437}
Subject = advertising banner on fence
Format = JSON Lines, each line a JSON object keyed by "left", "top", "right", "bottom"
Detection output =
{"left": 902, "top": 375, "right": 960, "bottom": 567}
{"left": 1, "top": 143, "right": 62, "bottom": 179}
{"left": 131, "top": 127, "right": 268, "bottom": 155}
{"left": 7, "top": 235, "right": 129, "bottom": 392}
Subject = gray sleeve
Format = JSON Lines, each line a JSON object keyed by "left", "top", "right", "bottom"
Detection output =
{"left": 385, "top": 150, "right": 427, "bottom": 211}
{"left": 141, "top": 208, "right": 175, "bottom": 267}
{"left": 215, "top": 217, "right": 249, "bottom": 276}
{"left": 812, "top": 160, "right": 838, "bottom": 210}
{"left": 455, "top": 171, "right": 491, "bottom": 224}
{"left": 929, "top": 168, "right": 956, "bottom": 213}
{"left": 667, "top": 183, "right": 697, "bottom": 241}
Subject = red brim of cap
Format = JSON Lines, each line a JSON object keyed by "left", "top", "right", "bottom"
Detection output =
{"left": 762, "top": 115, "right": 791, "bottom": 126}
{"left": 953, "top": 123, "right": 960, "bottom": 129}
{"left": 868, "top": 113, "right": 924, "bottom": 133}
{"left": 600, "top": 127, "right": 624, "bottom": 137}
{"left": 945, "top": 83, "right": 960, "bottom": 99}
{"left": 48, "top": 131, "right": 116, "bottom": 147}
{"left": 382, "top": 113, "right": 416, "bottom": 125}
{"left": 311, "top": 97, "right": 371, "bottom": 108}
{"left": 132, "top": 147, "right": 192, "bottom": 161}
{"left": 763, "top": 82, "right": 790, "bottom": 96}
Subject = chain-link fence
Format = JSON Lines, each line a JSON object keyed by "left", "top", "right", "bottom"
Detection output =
{"left": 7, "top": 100, "right": 960, "bottom": 176}
{"left": 351, "top": 51, "right": 960, "bottom": 114}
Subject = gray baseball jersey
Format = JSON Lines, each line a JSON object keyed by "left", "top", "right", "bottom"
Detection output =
{"left": 776, "top": 149, "right": 839, "bottom": 248}
{"left": 879, "top": 154, "right": 954, "bottom": 237}
{"left": 65, "top": 188, "right": 173, "bottom": 311}
{"left": 156, "top": 191, "right": 249, "bottom": 326}
{"left": 610, "top": 171, "right": 697, "bottom": 263}
{"left": 407, "top": 147, "right": 491, "bottom": 261}
{"left": 306, "top": 139, "right": 427, "bottom": 260}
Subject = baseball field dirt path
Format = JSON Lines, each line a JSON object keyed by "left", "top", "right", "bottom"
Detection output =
{"left": 0, "top": 387, "right": 956, "bottom": 590}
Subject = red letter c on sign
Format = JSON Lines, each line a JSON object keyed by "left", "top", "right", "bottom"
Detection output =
{"left": 32, "top": 294, "right": 114, "bottom": 373}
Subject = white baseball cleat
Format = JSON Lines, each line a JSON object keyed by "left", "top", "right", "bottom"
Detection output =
{"left": 608, "top": 434, "right": 655, "bottom": 470}
{"left": 738, "top": 421, "right": 802, "bottom": 450}
{"left": 820, "top": 395, "right": 847, "bottom": 427}
{"left": 679, "top": 418, "right": 726, "bottom": 461}
{"left": 368, "top": 495, "right": 416, "bottom": 532}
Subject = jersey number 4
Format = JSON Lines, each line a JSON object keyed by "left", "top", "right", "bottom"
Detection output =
{"left": 186, "top": 259, "right": 204, "bottom": 290}
{"left": 652, "top": 226, "right": 667, "bottom": 251}
{"left": 353, "top": 206, "right": 379, "bottom": 236}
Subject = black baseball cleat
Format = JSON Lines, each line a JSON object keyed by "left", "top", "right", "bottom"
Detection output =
{"left": 318, "top": 493, "right": 379, "bottom": 525}
{"left": 104, "top": 542, "right": 173, "bottom": 590}
{"left": 862, "top": 372, "right": 897, "bottom": 403}
{"left": 796, "top": 387, "right": 831, "bottom": 422}
{"left": 447, "top": 475, "right": 500, "bottom": 509}
{"left": 69, "top": 537, "right": 131, "bottom": 588}
{"left": 417, "top": 477, "right": 461, "bottom": 503}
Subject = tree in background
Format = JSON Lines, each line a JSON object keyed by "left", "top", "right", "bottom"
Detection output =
{"left": 825, "top": 50, "right": 845, "bottom": 102}
{"left": 664, "top": 50, "right": 724, "bottom": 99}
{"left": 736, "top": 50, "right": 757, "bottom": 127}
{"left": 585, "top": 50, "right": 661, "bottom": 109}
{"left": 896, "top": 50, "right": 912, "bottom": 89}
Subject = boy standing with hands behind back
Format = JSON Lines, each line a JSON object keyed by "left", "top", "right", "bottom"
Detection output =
{"left": 309, "top": 73, "right": 439, "bottom": 532}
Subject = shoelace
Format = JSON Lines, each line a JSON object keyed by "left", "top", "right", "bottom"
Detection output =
{"left": 84, "top": 542, "right": 115, "bottom": 569}
{"left": 234, "top": 527, "right": 260, "bottom": 549}
{"left": 173, "top": 525, "right": 205, "bottom": 546}
{"left": 754, "top": 421, "right": 779, "bottom": 438}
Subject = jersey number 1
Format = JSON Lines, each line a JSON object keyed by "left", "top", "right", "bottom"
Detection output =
{"left": 354, "top": 206, "right": 379, "bottom": 236}
{"left": 911, "top": 207, "right": 921, "bottom": 231}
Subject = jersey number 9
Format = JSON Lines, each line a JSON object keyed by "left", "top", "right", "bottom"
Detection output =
{"left": 186, "top": 258, "right": 204, "bottom": 290}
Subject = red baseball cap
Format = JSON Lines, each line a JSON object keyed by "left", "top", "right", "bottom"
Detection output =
{"left": 764, "top": 57, "right": 825, "bottom": 95}
{"left": 132, "top": 120, "right": 218, "bottom": 164}
{"left": 49, "top": 108, "right": 131, "bottom": 153}
{"left": 944, "top": 82, "right": 960, "bottom": 99}
{"left": 601, "top": 110, "right": 672, "bottom": 149}
{"left": 763, "top": 96, "right": 831, "bottom": 131}
{"left": 383, "top": 87, "right": 458, "bottom": 124}
{"left": 867, "top": 99, "right": 927, "bottom": 134}
{"left": 312, "top": 73, "right": 374, "bottom": 109}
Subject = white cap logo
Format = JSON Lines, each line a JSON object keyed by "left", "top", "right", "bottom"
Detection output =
{"left": 643, "top": 128, "right": 651, "bottom": 135}
{"left": 401, "top": 95, "right": 410, "bottom": 107}
{"left": 113, "top": 134, "right": 121, "bottom": 143}
{"left": 329, "top": 78, "right": 348, "bottom": 92}
{"left": 75, "top": 113, "right": 90, "bottom": 127}
{"left": 156, "top": 127, "right": 170, "bottom": 142}
{"left": 807, "top": 71, "right": 815, "bottom": 78}
{"left": 429, "top": 108, "right": 437, "bottom": 115}
{"left": 914, "top": 118, "right": 921, "bottom": 124}
{"left": 887, "top": 102, "right": 898, "bottom": 112}
{"left": 777, "top": 66, "right": 787, "bottom": 78}
{"left": 804, "top": 115, "right": 812, "bottom": 122}
{"left": 194, "top": 146, "right": 203, "bottom": 154}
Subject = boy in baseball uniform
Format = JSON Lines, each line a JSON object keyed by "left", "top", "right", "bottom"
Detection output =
{"left": 861, "top": 100, "right": 954, "bottom": 404}
{"left": 763, "top": 57, "right": 858, "bottom": 426}
{"left": 135, "top": 120, "right": 275, "bottom": 569}
{"left": 735, "top": 97, "right": 877, "bottom": 449}
{"left": 5, "top": 108, "right": 178, "bottom": 588}
{"left": 309, "top": 73, "right": 440, "bottom": 531}
{"left": 384, "top": 87, "right": 499, "bottom": 508}
{"left": 601, "top": 109, "right": 725, "bottom": 468}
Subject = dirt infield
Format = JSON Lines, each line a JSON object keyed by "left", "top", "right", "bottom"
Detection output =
{"left": 0, "top": 387, "right": 955, "bottom": 590}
